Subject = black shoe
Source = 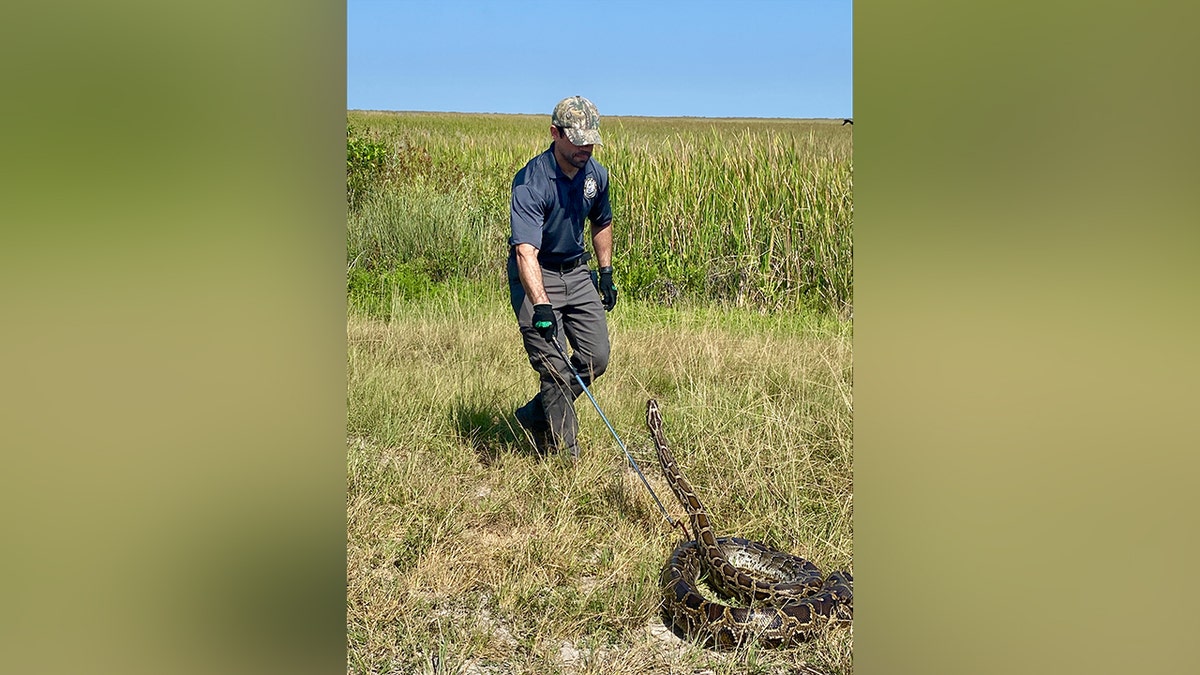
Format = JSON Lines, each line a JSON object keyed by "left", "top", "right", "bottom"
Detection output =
{"left": 515, "top": 399, "right": 548, "bottom": 431}
{"left": 515, "top": 400, "right": 553, "bottom": 454}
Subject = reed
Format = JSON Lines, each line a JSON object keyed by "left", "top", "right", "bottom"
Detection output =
{"left": 347, "top": 111, "right": 852, "bottom": 316}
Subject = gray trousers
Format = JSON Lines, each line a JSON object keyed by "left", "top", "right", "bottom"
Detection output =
{"left": 507, "top": 253, "right": 611, "bottom": 456}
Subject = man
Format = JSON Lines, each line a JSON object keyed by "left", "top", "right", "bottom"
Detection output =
{"left": 507, "top": 95, "right": 618, "bottom": 459}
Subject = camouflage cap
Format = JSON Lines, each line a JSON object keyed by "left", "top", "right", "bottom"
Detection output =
{"left": 551, "top": 95, "right": 603, "bottom": 146}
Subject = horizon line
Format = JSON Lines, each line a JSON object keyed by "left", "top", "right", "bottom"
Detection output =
{"left": 348, "top": 108, "right": 853, "bottom": 121}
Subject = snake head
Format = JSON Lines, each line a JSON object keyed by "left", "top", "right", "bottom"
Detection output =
{"left": 646, "top": 399, "right": 661, "bottom": 430}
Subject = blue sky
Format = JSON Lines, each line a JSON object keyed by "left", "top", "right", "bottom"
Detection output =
{"left": 347, "top": 0, "right": 852, "bottom": 119}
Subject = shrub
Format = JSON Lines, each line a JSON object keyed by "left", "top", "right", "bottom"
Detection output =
{"left": 347, "top": 125, "right": 397, "bottom": 211}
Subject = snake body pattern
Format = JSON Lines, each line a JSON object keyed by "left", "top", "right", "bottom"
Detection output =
{"left": 646, "top": 399, "right": 853, "bottom": 649}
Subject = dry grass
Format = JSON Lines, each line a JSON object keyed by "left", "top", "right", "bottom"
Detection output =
{"left": 346, "top": 286, "right": 853, "bottom": 674}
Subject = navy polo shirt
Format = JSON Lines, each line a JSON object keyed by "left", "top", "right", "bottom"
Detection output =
{"left": 509, "top": 144, "right": 612, "bottom": 266}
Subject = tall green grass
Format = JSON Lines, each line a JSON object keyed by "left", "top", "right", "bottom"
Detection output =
{"left": 347, "top": 111, "right": 852, "bottom": 316}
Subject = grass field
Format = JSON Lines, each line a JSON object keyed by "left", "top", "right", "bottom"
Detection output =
{"left": 347, "top": 111, "right": 852, "bottom": 317}
{"left": 346, "top": 112, "right": 853, "bottom": 674}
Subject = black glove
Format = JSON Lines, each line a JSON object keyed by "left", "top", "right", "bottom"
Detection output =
{"left": 531, "top": 303, "right": 557, "bottom": 342}
{"left": 597, "top": 266, "right": 617, "bottom": 311}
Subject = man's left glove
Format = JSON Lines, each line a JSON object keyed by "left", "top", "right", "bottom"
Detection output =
{"left": 597, "top": 266, "right": 617, "bottom": 311}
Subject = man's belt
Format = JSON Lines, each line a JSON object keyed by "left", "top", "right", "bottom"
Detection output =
{"left": 539, "top": 253, "right": 590, "bottom": 273}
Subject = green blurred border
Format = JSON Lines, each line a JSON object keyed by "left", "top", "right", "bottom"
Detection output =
{"left": 857, "top": 2, "right": 1200, "bottom": 673}
{"left": 1, "top": 3, "right": 347, "bottom": 674}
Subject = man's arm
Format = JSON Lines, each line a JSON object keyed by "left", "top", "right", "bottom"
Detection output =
{"left": 590, "top": 221, "right": 612, "bottom": 268}
{"left": 514, "top": 243, "right": 550, "bottom": 306}
{"left": 590, "top": 221, "right": 617, "bottom": 311}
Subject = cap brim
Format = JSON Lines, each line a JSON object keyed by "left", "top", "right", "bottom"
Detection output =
{"left": 565, "top": 128, "right": 602, "bottom": 146}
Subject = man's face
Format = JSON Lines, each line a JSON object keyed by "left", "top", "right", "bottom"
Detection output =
{"left": 554, "top": 128, "right": 593, "bottom": 169}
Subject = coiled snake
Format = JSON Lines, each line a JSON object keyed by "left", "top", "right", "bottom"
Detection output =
{"left": 646, "top": 399, "right": 853, "bottom": 648}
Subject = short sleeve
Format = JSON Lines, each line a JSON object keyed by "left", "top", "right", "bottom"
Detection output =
{"left": 510, "top": 183, "right": 545, "bottom": 247}
{"left": 588, "top": 173, "right": 612, "bottom": 228}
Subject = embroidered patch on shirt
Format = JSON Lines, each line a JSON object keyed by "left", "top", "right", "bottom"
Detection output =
{"left": 583, "top": 175, "right": 598, "bottom": 199}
